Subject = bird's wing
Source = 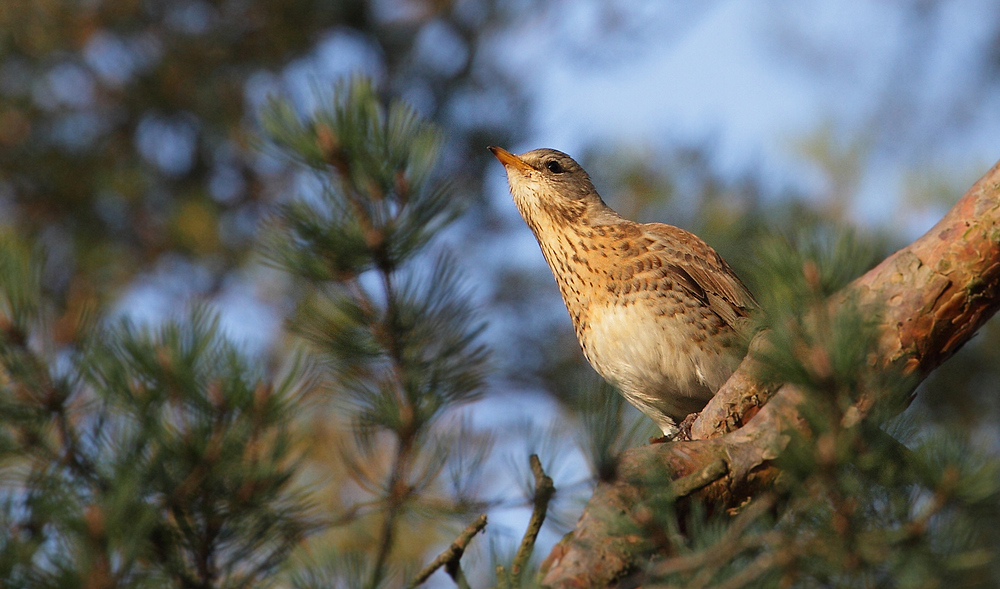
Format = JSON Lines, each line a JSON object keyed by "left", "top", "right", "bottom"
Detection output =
{"left": 640, "top": 223, "right": 757, "bottom": 329}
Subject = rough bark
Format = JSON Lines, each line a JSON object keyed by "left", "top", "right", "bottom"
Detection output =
{"left": 539, "top": 158, "right": 1000, "bottom": 588}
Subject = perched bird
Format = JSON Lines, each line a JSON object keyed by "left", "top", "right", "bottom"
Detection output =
{"left": 489, "top": 146, "right": 756, "bottom": 438}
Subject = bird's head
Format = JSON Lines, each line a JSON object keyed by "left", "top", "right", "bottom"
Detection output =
{"left": 488, "top": 146, "right": 605, "bottom": 226}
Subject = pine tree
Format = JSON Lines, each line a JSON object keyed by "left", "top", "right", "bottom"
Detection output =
{"left": 0, "top": 234, "right": 313, "bottom": 588}
{"left": 259, "top": 78, "right": 494, "bottom": 588}
{"left": 0, "top": 75, "right": 546, "bottom": 589}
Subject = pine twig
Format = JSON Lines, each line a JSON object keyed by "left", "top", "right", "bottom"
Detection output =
{"left": 407, "top": 514, "right": 488, "bottom": 589}
{"left": 509, "top": 454, "right": 556, "bottom": 588}
{"left": 495, "top": 565, "right": 509, "bottom": 589}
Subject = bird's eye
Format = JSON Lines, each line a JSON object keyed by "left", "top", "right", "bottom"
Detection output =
{"left": 545, "top": 160, "right": 564, "bottom": 173}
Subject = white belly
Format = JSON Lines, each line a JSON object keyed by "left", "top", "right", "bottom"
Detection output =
{"left": 581, "top": 302, "right": 739, "bottom": 429}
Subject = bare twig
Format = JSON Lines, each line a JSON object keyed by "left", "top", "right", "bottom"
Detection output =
{"left": 508, "top": 454, "right": 555, "bottom": 588}
{"left": 495, "top": 565, "right": 509, "bottom": 589}
{"left": 407, "top": 514, "right": 488, "bottom": 589}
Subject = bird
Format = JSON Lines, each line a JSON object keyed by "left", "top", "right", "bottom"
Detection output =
{"left": 489, "top": 146, "right": 756, "bottom": 438}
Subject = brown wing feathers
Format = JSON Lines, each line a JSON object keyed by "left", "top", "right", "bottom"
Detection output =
{"left": 639, "top": 223, "right": 756, "bottom": 328}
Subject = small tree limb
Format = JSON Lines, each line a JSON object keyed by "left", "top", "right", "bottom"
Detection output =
{"left": 508, "top": 454, "right": 556, "bottom": 588}
{"left": 407, "top": 514, "right": 488, "bottom": 589}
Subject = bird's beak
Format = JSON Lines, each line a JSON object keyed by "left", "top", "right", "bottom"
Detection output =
{"left": 488, "top": 146, "right": 533, "bottom": 173}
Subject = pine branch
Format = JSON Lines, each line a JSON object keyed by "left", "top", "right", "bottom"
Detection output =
{"left": 539, "top": 158, "right": 1000, "bottom": 587}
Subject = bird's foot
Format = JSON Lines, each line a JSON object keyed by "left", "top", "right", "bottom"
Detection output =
{"left": 674, "top": 412, "right": 699, "bottom": 441}
{"left": 649, "top": 415, "right": 700, "bottom": 444}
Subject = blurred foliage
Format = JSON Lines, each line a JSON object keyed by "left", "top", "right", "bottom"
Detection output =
{"left": 0, "top": 231, "right": 313, "bottom": 587}
{"left": 0, "top": 75, "right": 501, "bottom": 589}
{"left": 0, "top": 0, "right": 524, "bottom": 310}
{"left": 0, "top": 2, "right": 532, "bottom": 574}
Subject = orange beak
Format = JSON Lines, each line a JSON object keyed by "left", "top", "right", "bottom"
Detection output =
{"left": 488, "top": 146, "right": 533, "bottom": 173}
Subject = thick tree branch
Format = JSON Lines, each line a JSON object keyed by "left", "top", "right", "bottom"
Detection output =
{"left": 540, "top": 158, "right": 1000, "bottom": 588}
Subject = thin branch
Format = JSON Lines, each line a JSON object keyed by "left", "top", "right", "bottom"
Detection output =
{"left": 366, "top": 262, "right": 419, "bottom": 589}
{"left": 509, "top": 454, "right": 556, "bottom": 588}
{"left": 367, "top": 433, "right": 416, "bottom": 589}
{"left": 407, "top": 514, "right": 488, "bottom": 589}
{"left": 651, "top": 494, "right": 777, "bottom": 579}
{"left": 671, "top": 459, "right": 728, "bottom": 498}
{"left": 708, "top": 550, "right": 779, "bottom": 589}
